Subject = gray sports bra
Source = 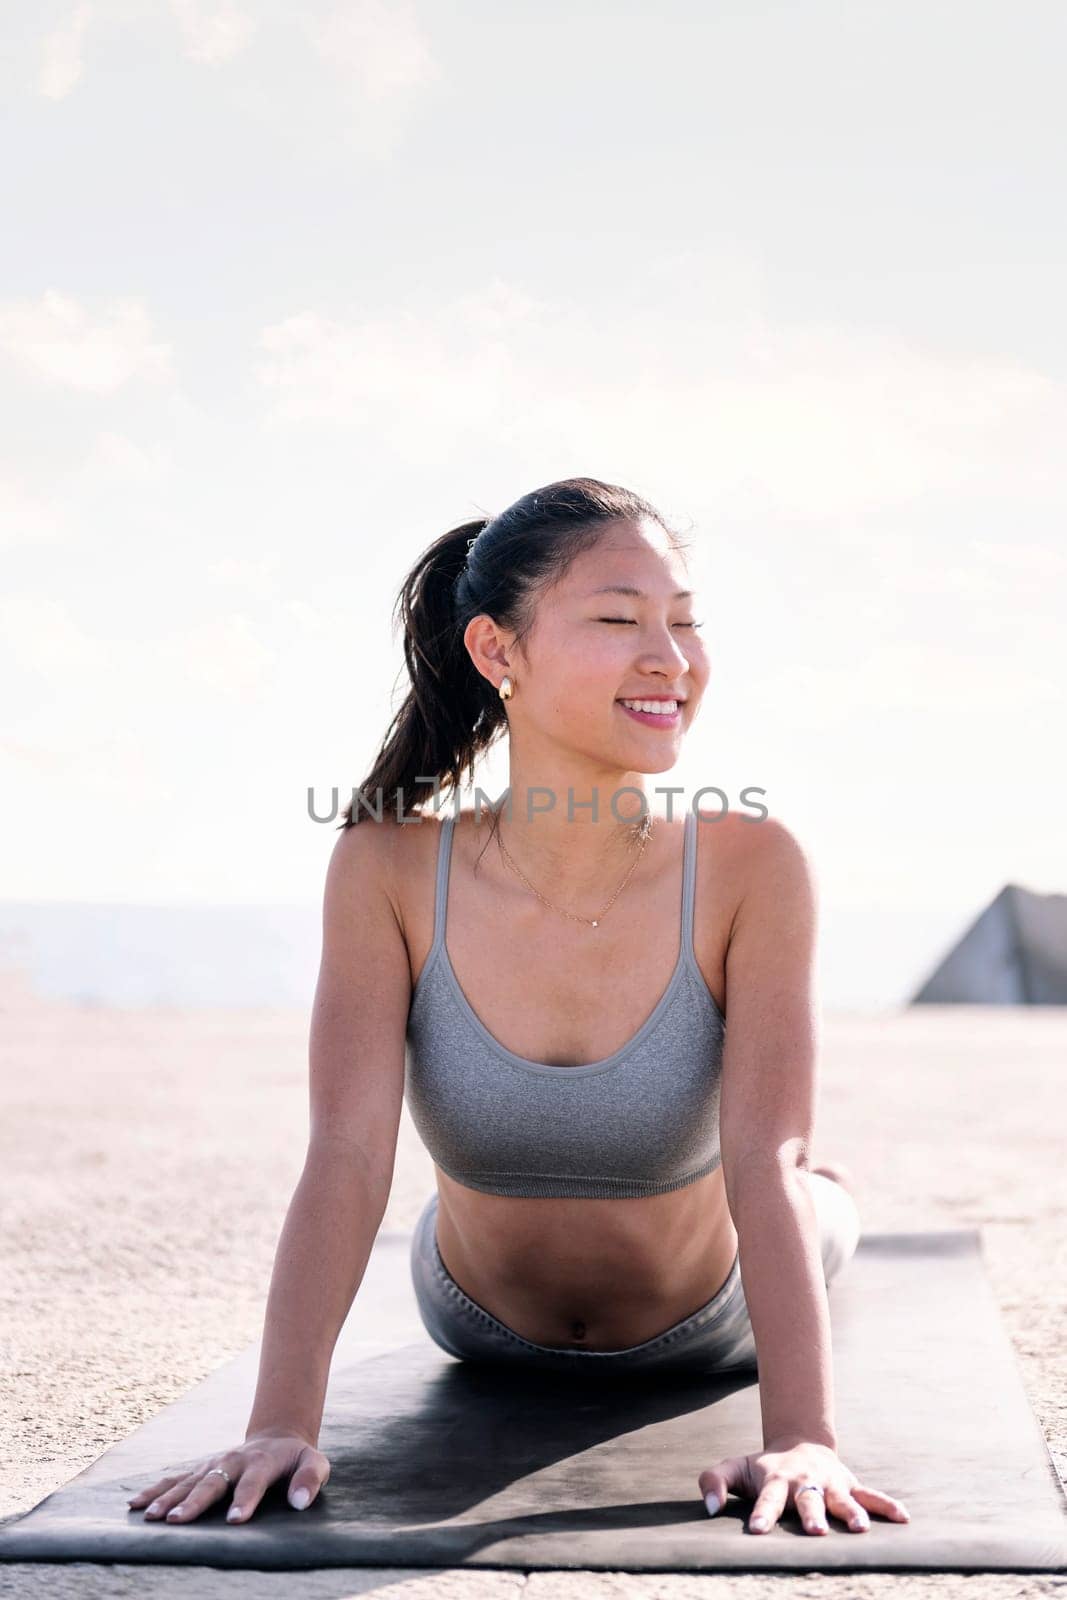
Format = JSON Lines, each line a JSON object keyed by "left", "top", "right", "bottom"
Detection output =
{"left": 404, "top": 808, "right": 727, "bottom": 1199}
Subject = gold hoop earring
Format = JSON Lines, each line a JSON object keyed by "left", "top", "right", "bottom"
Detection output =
{"left": 499, "top": 675, "right": 513, "bottom": 701}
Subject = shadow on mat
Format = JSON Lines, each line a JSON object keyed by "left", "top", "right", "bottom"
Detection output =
{"left": 110, "top": 1342, "right": 761, "bottom": 1550}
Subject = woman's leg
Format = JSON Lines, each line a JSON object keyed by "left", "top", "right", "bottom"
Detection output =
{"left": 808, "top": 1165, "right": 863, "bottom": 1283}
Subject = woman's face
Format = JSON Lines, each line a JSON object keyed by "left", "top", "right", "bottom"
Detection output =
{"left": 503, "top": 517, "right": 710, "bottom": 779}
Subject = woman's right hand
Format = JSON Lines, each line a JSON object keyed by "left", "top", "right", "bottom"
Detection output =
{"left": 126, "top": 1429, "right": 331, "bottom": 1524}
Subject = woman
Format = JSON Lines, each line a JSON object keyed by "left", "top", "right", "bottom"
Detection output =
{"left": 128, "top": 477, "right": 910, "bottom": 1538}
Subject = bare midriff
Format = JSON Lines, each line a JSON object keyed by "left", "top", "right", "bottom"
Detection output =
{"left": 433, "top": 1163, "right": 739, "bottom": 1350}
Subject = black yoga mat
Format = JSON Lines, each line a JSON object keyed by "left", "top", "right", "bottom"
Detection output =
{"left": 1, "top": 1228, "right": 1065, "bottom": 1573}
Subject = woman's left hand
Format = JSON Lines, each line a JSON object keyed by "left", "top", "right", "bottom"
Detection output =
{"left": 698, "top": 1440, "right": 910, "bottom": 1535}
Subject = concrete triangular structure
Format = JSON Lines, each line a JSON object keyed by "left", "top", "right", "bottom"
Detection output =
{"left": 911, "top": 883, "right": 1067, "bottom": 1004}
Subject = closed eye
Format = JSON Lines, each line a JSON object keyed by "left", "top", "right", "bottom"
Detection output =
{"left": 598, "top": 618, "right": 704, "bottom": 629}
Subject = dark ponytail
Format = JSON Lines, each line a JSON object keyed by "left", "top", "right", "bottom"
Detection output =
{"left": 341, "top": 476, "right": 687, "bottom": 827}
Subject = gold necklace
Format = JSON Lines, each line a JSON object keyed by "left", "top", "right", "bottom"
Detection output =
{"left": 492, "top": 812, "right": 654, "bottom": 929}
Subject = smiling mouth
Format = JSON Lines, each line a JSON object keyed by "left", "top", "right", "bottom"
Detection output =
{"left": 616, "top": 696, "right": 685, "bottom": 707}
{"left": 616, "top": 698, "right": 683, "bottom": 724}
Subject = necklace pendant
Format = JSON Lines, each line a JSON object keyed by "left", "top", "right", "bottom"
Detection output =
{"left": 591, "top": 919, "right": 598, "bottom": 928}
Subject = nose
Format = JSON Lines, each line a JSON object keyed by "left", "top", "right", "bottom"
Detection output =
{"left": 635, "top": 625, "right": 691, "bottom": 676}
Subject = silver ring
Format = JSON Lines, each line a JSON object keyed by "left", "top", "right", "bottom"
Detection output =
{"left": 204, "top": 1467, "right": 232, "bottom": 1485}
{"left": 796, "top": 1483, "right": 824, "bottom": 1498}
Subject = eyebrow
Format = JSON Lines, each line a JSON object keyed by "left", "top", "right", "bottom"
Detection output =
{"left": 585, "top": 584, "right": 695, "bottom": 601}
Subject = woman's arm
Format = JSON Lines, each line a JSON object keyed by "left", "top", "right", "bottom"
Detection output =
{"left": 717, "top": 816, "right": 831, "bottom": 1450}
{"left": 128, "top": 818, "right": 415, "bottom": 1526}
{"left": 241, "top": 1146, "right": 395, "bottom": 1446}
{"left": 244, "top": 817, "right": 412, "bottom": 1444}
{"left": 698, "top": 815, "right": 909, "bottom": 1536}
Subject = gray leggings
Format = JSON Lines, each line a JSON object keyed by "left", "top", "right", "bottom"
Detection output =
{"left": 410, "top": 1171, "right": 862, "bottom": 1377}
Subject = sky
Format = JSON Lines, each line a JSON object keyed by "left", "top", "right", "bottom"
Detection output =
{"left": 2, "top": 0, "right": 1065, "bottom": 1009}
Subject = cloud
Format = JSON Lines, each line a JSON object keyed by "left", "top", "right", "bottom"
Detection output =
{"left": 0, "top": 732, "right": 158, "bottom": 793}
{"left": 156, "top": 611, "right": 276, "bottom": 701}
{"left": 304, "top": 0, "right": 441, "bottom": 101}
{"left": 849, "top": 533, "right": 1067, "bottom": 656}
{"left": 756, "top": 640, "right": 1060, "bottom": 731}
{"left": 205, "top": 552, "right": 284, "bottom": 589}
{"left": 80, "top": 429, "right": 172, "bottom": 486}
{"left": 971, "top": 539, "right": 1067, "bottom": 578}
{"left": 0, "top": 476, "right": 64, "bottom": 549}
{"left": 0, "top": 738, "right": 76, "bottom": 777}
{"left": 253, "top": 273, "right": 1067, "bottom": 519}
{"left": 1, "top": 589, "right": 276, "bottom": 742}
{"left": 0, "top": 594, "right": 108, "bottom": 675}
{"left": 286, "top": 599, "right": 324, "bottom": 635}
{"left": 38, "top": 4, "right": 93, "bottom": 100}
{"left": 0, "top": 290, "right": 173, "bottom": 394}
{"left": 254, "top": 280, "right": 544, "bottom": 465}
{"left": 168, "top": 0, "right": 257, "bottom": 65}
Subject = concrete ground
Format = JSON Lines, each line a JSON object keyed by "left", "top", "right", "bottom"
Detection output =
{"left": 0, "top": 995, "right": 1064, "bottom": 1598}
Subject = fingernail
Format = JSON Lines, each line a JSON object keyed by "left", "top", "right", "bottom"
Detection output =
{"left": 749, "top": 1516, "right": 768, "bottom": 1532}
{"left": 704, "top": 1491, "right": 721, "bottom": 1516}
{"left": 227, "top": 1504, "right": 244, "bottom": 1522}
{"left": 166, "top": 1507, "right": 183, "bottom": 1520}
{"left": 146, "top": 1501, "right": 161, "bottom": 1515}
{"left": 851, "top": 1515, "right": 869, "bottom": 1530}
{"left": 289, "top": 1486, "right": 310, "bottom": 1511}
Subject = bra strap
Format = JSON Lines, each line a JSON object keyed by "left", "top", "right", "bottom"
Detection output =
{"left": 429, "top": 812, "right": 456, "bottom": 959}
{"left": 681, "top": 808, "right": 700, "bottom": 971}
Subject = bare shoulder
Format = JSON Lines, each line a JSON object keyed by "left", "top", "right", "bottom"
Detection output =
{"left": 326, "top": 811, "right": 399, "bottom": 895}
{"left": 311, "top": 814, "right": 419, "bottom": 1158}
{"left": 323, "top": 810, "right": 430, "bottom": 941}
{"left": 699, "top": 804, "right": 816, "bottom": 875}
{"left": 345, "top": 806, "right": 451, "bottom": 938}
{"left": 692, "top": 804, "right": 818, "bottom": 937}
{"left": 694, "top": 800, "right": 809, "bottom": 864}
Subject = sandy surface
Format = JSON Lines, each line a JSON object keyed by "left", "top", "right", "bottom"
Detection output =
{"left": 0, "top": 996, "right": 1064, "bottom": 1597}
